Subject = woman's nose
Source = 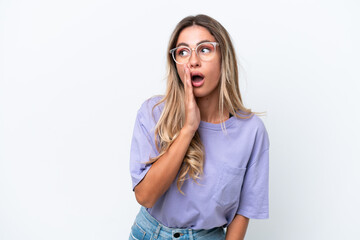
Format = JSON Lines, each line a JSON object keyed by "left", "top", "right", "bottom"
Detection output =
{"left": 188, "top": 50, "right": 200, "bottom": 67}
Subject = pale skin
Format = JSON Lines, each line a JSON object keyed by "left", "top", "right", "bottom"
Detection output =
{"left": 134, "top": 25, "right": 249, "bottom": 239}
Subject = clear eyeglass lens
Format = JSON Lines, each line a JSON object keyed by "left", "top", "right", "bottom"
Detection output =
{"left": 175, "top": 47, "right": 191, "bottom": 60}
{"left": 197, "top": 43, "right": 215, "bottom": 61}
{"left": 173, "top": 42, "right": 216, "bottom": 64}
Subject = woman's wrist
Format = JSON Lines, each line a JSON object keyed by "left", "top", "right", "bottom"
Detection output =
{"left": 180, "top": 126, "right": 197, "bottom": 139}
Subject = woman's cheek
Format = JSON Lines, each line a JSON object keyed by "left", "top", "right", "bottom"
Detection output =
{"left": 177, "top": 67, "right": 185, "bottom": 84}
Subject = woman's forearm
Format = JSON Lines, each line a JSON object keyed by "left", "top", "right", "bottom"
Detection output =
{"left": 225, "top": 214, "right": 249, "bottom": 240}
{"left": 133, "top": 127, "right": 195, "bottom": 208}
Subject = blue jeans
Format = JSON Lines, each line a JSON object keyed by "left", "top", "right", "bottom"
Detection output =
{"left": 129, "top": 207, "right": 226, "bottom": 240}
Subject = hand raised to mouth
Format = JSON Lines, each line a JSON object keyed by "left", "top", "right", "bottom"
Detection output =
{"left": 183, "top": 64, "right": 201, "bottom": 135}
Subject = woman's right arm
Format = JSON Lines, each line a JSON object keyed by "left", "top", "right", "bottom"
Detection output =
{"left": 134, "top": 65, "right": 200, "bottom": 208}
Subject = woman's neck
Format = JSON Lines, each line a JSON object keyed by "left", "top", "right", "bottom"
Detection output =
{"left": 196, "top": 94, "right": 229, "bottom": 124}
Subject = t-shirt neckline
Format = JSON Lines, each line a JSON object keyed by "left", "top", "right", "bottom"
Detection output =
{"left": 199, "top": 113, "right": 236, "bottom": 131}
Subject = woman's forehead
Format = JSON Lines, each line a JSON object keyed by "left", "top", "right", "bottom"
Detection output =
{"left": 176, "top": 25, "right": 215, "bottom": 47}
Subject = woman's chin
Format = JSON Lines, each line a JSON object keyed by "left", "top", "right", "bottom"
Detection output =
{"left": 193, "top": 91, "right": 208, "bottom": 99}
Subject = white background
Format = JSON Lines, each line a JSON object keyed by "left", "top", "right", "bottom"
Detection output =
{"left": 1, "top": 0, "right": 359, "bottom": 239}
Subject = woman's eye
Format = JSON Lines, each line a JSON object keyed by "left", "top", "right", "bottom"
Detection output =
{"left": 180, "top": 50, "right": 188, "bottom": 56}
{"left": 199, "top": 46, "right": 213, "bottom": 54}
{"left": 177, "top": 49, "right": 190, "bottom": 57}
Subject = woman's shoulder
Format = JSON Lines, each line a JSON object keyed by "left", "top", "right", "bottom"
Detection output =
{"left": 234, "top": 111, "right": 268, "bottom": 134}
{"left": 138, "top": 94, "right": 164, "bottom": 112}
{"left": 137, "top": 95, "right": 165, "bottom": 123}
{"left": 234, "top": 111, "right": 269, "bottom": 149}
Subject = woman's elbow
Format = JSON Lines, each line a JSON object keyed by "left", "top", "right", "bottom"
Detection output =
{"left": 134, "top": 186, "right": 155, "bottom": 208}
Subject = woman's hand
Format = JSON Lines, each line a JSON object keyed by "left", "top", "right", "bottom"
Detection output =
{"left": 182, "top": 64, "right": 201, "bottom": 136}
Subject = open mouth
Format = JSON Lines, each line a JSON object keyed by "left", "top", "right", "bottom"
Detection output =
{"left": 191, "top": 72, "right": 204, "bottom": 82}
{"left": 190, "top": 72, "right": 205, "bottom": 87}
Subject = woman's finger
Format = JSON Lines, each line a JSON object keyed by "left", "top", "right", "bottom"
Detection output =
{"left": 184, "top": 65, "right": 193, "bottom": 101}
{"left": 183, "top": 64, "right": 200, "bottom": 133}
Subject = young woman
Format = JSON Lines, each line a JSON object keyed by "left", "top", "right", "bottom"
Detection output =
{"left": 129, "top": 14, "right": 269, "bottom": 240}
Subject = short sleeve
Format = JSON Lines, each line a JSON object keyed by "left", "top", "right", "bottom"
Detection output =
{"left": 129, "top": 107, "right": 159, "bottom": 191}
{"left": 237, "top": 124, "right": 270, "bottom": 219}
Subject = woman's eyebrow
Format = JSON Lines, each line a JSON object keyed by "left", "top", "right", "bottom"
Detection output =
{"left": 176, "top": 40, "right": 213, "bottom": 47}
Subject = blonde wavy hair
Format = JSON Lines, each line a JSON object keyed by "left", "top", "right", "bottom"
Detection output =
{"left": 147, "top": 14, "right": 255, "bottom": 194}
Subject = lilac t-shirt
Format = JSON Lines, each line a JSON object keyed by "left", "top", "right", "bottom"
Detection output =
{"left": 129, "top": 96, "right": 269, "bottom": 230}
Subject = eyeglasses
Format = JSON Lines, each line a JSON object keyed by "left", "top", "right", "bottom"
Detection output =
{"left": 169, "top": 42, "right": 219, "bottom": 64}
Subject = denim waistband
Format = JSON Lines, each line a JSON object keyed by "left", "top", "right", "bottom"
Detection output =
{"left": 134, "top": 206, "right": 225, "bottom": 239}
